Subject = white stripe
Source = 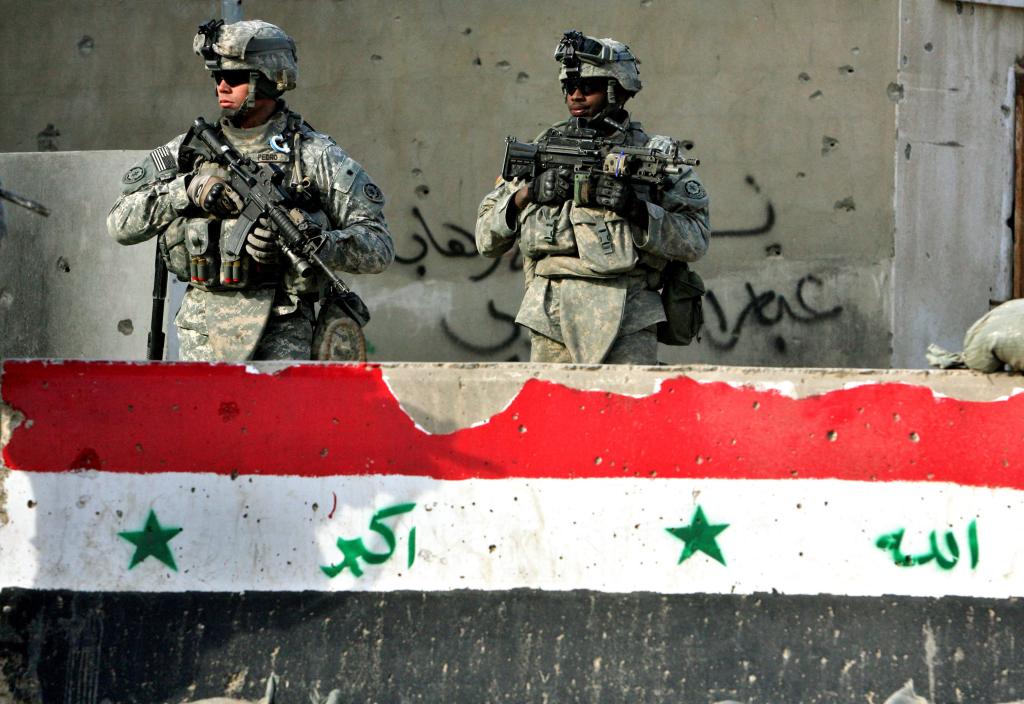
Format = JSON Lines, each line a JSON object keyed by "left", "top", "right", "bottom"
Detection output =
{"left": 1, "top": 472, "right": 1020, "bottom": 596}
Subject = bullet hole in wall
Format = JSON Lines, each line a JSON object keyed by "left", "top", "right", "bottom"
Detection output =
{"left": 77, "top": 36, "right": 94, "bottom": 56}
{"left": 473, "top": 57, "right": 482, "bottom": 66}
{"left": 834, "top": 197, "right": 856, "bottom": 212}
{"left": 809, "top": 90, "right": 823, "bottom": 101}
{"left": 370, "top": 54, "right": 382, "bottom": 63}
{"left": 415, "top": 185, "right": 430, "bottom": 199}
{"left": 765, "top": 243, "right": 782, "bottom": 258}
{"left": 496, "top": 61, "right": 511, "bottom": 70}
{"left": 56, "top": 257, "right": 70, "bottom": 273}
{"left": 37, "top": 124, "right": 60, "bottom": 152}
{"left": 838, "top": 65, "right": 855, "bottom": 75}
{"left": 798, "top": 72, "right": 811, "bottom": 83}
{"left": 905, "top": 143, "right": 912, "bottom": 160}
{"left": 924, "top": 42, "right": 933, "bottom": 52}
{"left": 517, "top": 72, "right": 530, "bottom": 84}
{"left": 462, "top": 27, "right": 472, "bottom": 35}
{"left": 681, "top": 140, "right": 695, "bottom": 151}
{"left": 821, "top": 136, "right": 839, "bottom": 156}
{"left": 117, "top": 320, "right": 134, "bottom": 336}
{"left": 887, "top": 82, "right": 904, "bottom": 102}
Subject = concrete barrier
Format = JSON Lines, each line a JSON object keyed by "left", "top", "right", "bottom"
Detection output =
{"left": 2, "top": 361, "right": 1023, "bottom": 702}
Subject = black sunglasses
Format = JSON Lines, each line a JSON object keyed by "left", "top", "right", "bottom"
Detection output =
{"left": 562, "top": 78, "right": 605, "bottom": 96}
{"left": 211, "top": 70, "right": 250, "bottom": 87}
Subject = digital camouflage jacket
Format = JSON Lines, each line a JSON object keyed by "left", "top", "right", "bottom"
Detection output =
{"left": 475, "top": 115, "right": 710, "bottom": 363}
{"left": 107, "top": 107, "right": 393, "bottom": 360}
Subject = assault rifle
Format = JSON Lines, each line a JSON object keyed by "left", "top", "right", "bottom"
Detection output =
{"left": 502, "top": 119, "right": 699, "bottom": 204}
{"left": 191, "top": 117, "right": 370, "bottom": 326}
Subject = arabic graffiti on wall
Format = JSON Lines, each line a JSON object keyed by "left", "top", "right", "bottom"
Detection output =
{"left": 390, "top": 173, "right": 848, "bottom": 360}
{"left": 322, "top": 503, "right": 417, "bottom": 579}
{"left": 876, "top": 520, "right": 979, "bottom": 571}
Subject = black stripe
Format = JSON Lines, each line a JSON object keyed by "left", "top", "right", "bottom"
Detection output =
{"left": 1, "top": 588, "right": 1020, "bottom": 703}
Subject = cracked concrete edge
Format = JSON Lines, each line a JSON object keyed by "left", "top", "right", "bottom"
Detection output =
{"left": 0, "top": 394, "right": 25, "bottom": 527}
{"left": 229, "top": 361, "right": 1024, "bottom": 435}
{"left": 371, "top": 363, "right": 1024, "bottom": 435}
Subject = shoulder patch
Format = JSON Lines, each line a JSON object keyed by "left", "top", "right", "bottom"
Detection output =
{"left": 362, "top": 182, "right": 385, "bottom": 204}
{"left": 150, "top": 145, "right": 176, "bottom": 174}
{"left": 683, "top": 180, "right": 706, "bottom": 199}
{"left": 122, "top": 166, "right": 146, "bottom": 185}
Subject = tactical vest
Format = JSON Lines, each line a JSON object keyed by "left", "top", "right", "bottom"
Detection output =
{"left": 164, "top": 111, "right": 325, "bottom": 296}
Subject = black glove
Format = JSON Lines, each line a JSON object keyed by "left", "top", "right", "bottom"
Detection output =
{"left": 527, "top": 167, "right": 572, "bottom": 206}
{"left": 594, "top": 174, "right": 649, "bottom": 227}
{"left": 187, "top": 163, "right": 243, "bottom": 218}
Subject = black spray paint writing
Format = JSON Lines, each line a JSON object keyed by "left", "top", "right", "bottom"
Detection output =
{"left": 395, "top": 206, "right": 521, "bottom": 282}
{"left": 704, "top": 275, "right": 844, "bottom": 353}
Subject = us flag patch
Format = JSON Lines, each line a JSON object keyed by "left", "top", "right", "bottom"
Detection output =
{"left": 149, "top": 145, "right": 176, "bottom": 175}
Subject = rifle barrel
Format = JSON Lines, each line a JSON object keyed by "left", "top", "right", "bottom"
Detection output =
{"left": 0, "top": 188, "right": 49, "bottom": 217}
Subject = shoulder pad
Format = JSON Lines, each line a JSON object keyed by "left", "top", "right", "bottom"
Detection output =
{"left": 645, "top": 134, "right": 679, "bottom": 156}
{"left": 328, "top": 153, "right": 362, "bottom": 194}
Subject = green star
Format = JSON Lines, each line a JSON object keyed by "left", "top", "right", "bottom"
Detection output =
{"left": 119, "top": 510, "right": 183, "bottom": 571}
{"left": 666, "top": 506, "right": 729, "bottom": 566}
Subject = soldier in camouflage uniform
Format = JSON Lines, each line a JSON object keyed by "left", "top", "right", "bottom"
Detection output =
{"left": 108, "top": 20, "right": 393, "bottom": 361}
{"left": 475, "top": 31, "right": 709, "bottom": 364}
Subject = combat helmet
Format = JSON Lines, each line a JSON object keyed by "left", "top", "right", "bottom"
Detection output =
{"left": 194, "top": 19, "right": 298, "bottom": 114}
{"left": 555, "top": 30, "right": 642, "bottom": 106}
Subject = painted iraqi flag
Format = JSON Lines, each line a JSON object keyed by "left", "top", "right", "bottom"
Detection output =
{"left": 0, "top": 360, "right": 1020, "bottom": 597}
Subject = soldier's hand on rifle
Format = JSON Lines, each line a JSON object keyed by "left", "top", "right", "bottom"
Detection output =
{"left": 245, "top": 216, "right": 279, "bottom": 264}
{"left": 187, "top": 162, "right": 243, "bottom": 218}
{"left": 527, "top": 167, "right": 573, "bottom": 206}
{"left": 594, "top": 174, "right": 649, "bottom": 227}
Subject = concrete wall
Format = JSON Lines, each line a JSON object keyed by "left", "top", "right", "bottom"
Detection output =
{"left": 892, "top": 0, "right": 1023, "bottom": 367}
{"left": 0, "top": 0, "right": 900, "bottom": 367}
{"left": 3, "top": 361, "right": 1024, "bottom": 702}
{"left": 2, "top": 1, "right": 1023, "bottom": 367}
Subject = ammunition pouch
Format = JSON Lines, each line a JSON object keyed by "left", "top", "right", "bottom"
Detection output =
{"left": 656, "top": 261, "right": 705, "bottom": 346}
{"left": 159, "top": 218, "right": 193, "bottom": 282}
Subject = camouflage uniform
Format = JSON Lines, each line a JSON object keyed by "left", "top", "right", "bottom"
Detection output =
{"left": 106, "top": 21, "right": 393, "bottom": 361}
{"left": 475, "top": 34, "right": 709, "bottom": 365}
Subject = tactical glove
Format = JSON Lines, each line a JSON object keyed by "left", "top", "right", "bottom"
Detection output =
{"left": 527, "top": 167, "right": 573, "bottom": 206}
{"left": 244, "top": 216, "right": 279, "bottom": 264}
{"left": 187, "top": 163, "right": 243, "bottom": 218}
{"left": 594, "top": 174, "right": 649, "bottom": 227}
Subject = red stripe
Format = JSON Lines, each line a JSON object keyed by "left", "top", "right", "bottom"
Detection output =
{"left": 1, "top": 360, "right": 1021, "bottom": 488}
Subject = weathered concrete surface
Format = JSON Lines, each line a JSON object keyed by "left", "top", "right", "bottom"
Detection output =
{"left": 892, "top": 0, "right": 1022, "bottom": 367}
{"left": 3, "top": 2, "right": 1024, "bottom": 367}
{"left": 0, "top": 151, "right": 155, "bottom": 360}
{"left": 0, "top": 1, "right": 902, "bottom": 367}
{"left": 2, "top": 362, "right": 1023, "bottom": 701}
{"left": 1, "top": 589, "right": 1021, "bottom": 704}
{"left": 0, "top": 151, "right": 891, "bottom": 367}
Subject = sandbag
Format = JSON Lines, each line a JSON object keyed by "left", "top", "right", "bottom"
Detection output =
{"left": 926, "top": 299, "right": 1024, "bottom": 372}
